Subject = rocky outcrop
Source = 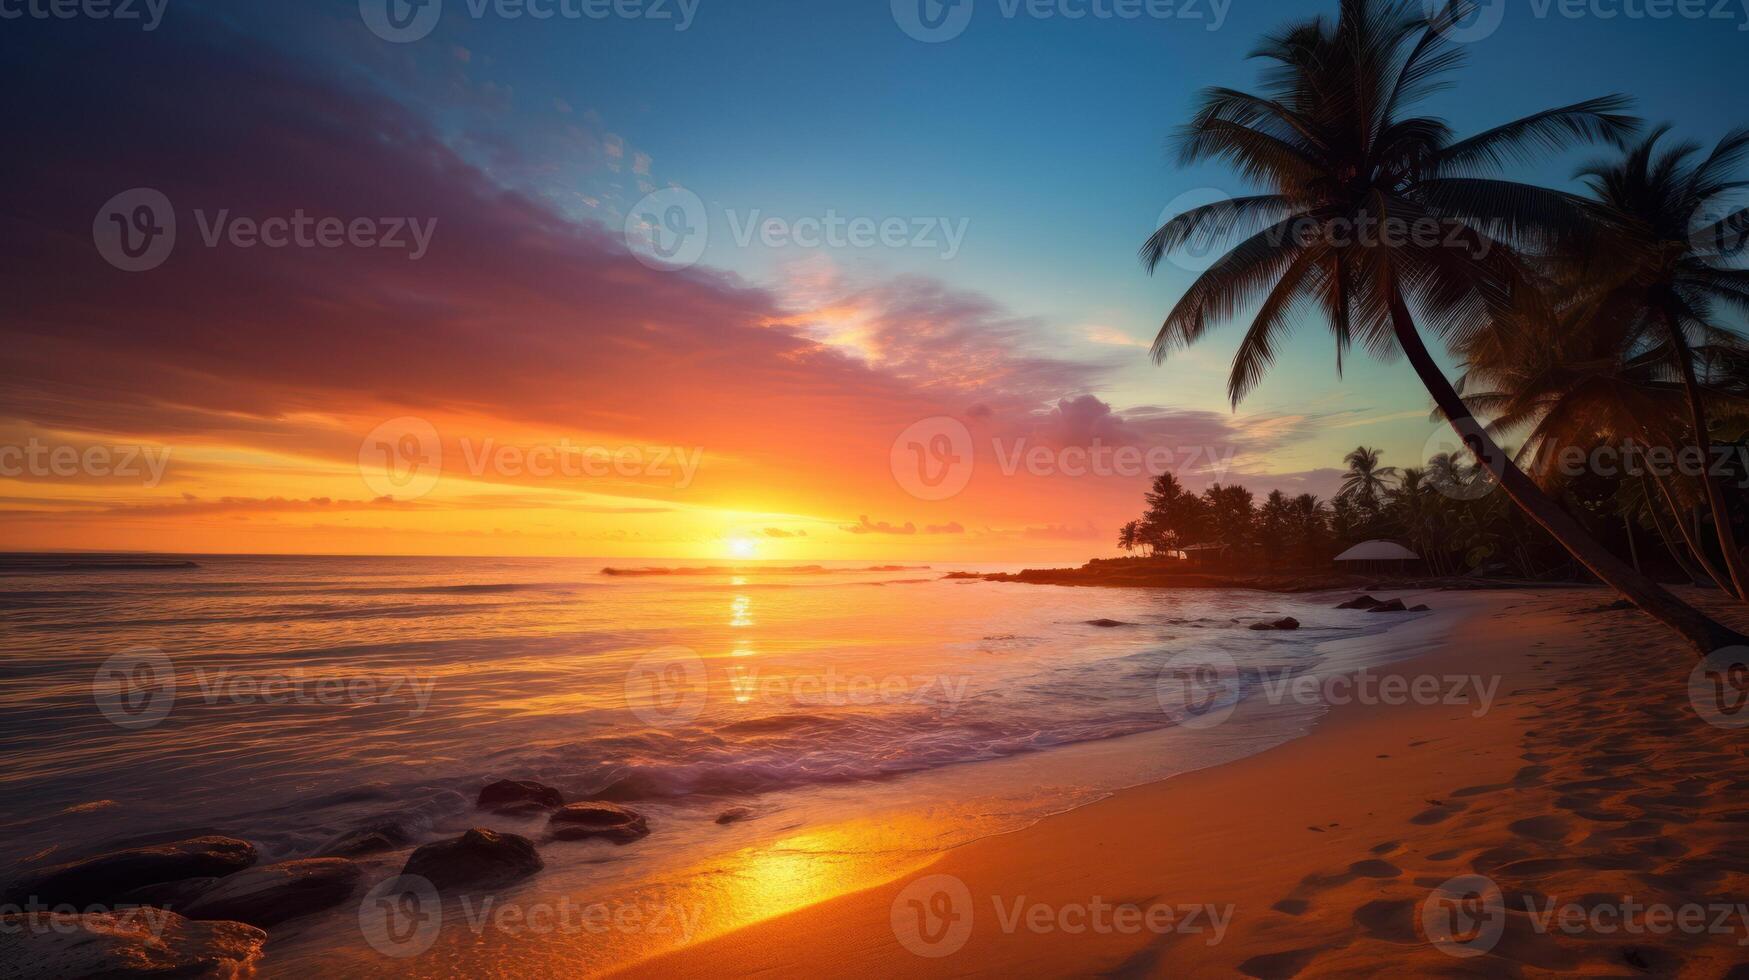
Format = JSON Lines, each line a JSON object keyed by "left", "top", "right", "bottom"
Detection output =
{"left": 1335, "top": 595, "right": 1382, "bottom": 609}
{"left": 116, "top": 877, "right": 219, "bottom": 911}
{"left": 1084, "top": 619, "right": 1136, "bottom": 628}
{"left": 401, "top": 829, "right": 541, "bottom": 890}
{"left": 317, "top": 823, "right": 409, "bottom": 858}
{"left": 179, "top": 858, "right": 363, "bottom": 927}
{"left": 1249, "top": 617, "right": 1301, "bottom": 631}
{"left": 1367, "top": 599, "right": 1409, "bottom": 613}
{"left": 547, "top": 802, "right": 650, "bottom": 843}
{"left": 3, "top": 837, "right": 256, "bottom": 907}
{"left": 0, "top": 910, "right": 265, "bottom": 977}
{"left": 476, "top": 779, "right": 564, "bottom": 815}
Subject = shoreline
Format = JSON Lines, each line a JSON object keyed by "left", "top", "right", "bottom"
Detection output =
{"left": 612, "top": 588, "right": 1749, "bottom": 978}
{"left": 953, "top": 557, "right": 1605, "bottom": 594}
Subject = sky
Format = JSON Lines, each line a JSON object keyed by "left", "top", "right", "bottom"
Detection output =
{"left": 2, "top": 0, "right": 1746, "bottom": 560}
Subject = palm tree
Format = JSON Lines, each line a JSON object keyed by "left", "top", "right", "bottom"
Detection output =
{"left": 1572, "top": 126, "right": 1749, "bottom": 598}
{"left": 1140, "top": 0, "right": 1744, "bottom": 651}
{"left": 1259, "top": 489, "right": 1293, "bottom": 560}
{"left": 1340, "top": 446, "right": 1399, "bottom": 516}
{"left": 1118, "top": 520, "right": 1142, "bottom": 555}
{"left": 1454, "top": 275, "right": 1745, "bottom": 595}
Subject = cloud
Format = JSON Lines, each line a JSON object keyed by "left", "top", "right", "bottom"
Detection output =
{"left": 843, "top": 516, "right": 917, "bottom": 535}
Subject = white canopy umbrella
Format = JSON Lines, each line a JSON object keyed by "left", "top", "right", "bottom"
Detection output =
{"left": 1333, "top": 540, "right": 1420, "bottom": 562}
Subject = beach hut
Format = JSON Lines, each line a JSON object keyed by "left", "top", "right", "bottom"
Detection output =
{"left": 1333, "top": 540, "right": 1420, "bottom": 576}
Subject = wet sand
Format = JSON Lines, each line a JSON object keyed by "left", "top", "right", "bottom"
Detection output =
{"left": 613, "top": 590, "right": 1749, "bottom": 978}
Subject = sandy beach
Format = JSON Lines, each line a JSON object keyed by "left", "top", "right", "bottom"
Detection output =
{"left": 615, "top": 589, "right": 1749, "bottom": 978}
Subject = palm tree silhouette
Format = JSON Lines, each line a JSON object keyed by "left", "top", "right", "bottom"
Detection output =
{"left": 1571, "top": 126, "right": 1749, "bottom": 599}
{"left": 1141, "top": 0, "right": 1743, "bottom": 651}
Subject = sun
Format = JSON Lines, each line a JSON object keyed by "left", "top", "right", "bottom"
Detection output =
{"left": 727, "top": 537, "right": 758, "bottom": 559}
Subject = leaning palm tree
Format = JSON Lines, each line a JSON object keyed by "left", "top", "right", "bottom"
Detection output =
{"left": 1455, "top": 275, "right": 1746, "bottom": 596}
{"left": 1572, "top": 126, "right": 1749, "bottom": 598}
{"left": 1141, "top": 0, "right": 1745, "bottom": 651}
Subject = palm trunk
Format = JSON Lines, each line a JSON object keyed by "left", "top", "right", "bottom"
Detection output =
{"left": 1388, "top": 289, "right": 1744, "bottom": 653}
{"left": 1643, "top": 474, "right": 1713, "bottom": 587}
{"left": 1664, "top": 308, "right": 1749, "bottom": 600}
{"left": 1624, "top": 510, "right": 1641, "bottom": 574}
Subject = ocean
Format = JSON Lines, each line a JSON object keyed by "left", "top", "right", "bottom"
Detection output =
{"left": 0, "top": 554, "right": 1419, "bottom": 975}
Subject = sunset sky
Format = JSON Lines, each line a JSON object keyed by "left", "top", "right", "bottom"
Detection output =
{"left": 3, "top": 0, "right": 1744, "bottom": 560}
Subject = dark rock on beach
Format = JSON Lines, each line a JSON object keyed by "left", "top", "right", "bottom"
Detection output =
{"left": 179, "top": 858, "right": 363, "bottom": 927}
{"left": 117, "top": 876, "right": 220, "bottom": 911}
{"left": 1367, "top": 599, "right": 1409, "bottom": 613}
{"left": 402, "top": 829, "right": 542, "bottom": 890}
{"left": 548, "top": 802, "right": 650, "bottom": 843}
{"left": 1409, "top": 604, "right": 1432, "bottom": 612}
{"left": 317, "top": 822, "right": 410, "bottom": 858}
{"left": 477, "top": 779, "right": 564, "bottom": 814}
{"left": 0, "top": 910, "right": 265, "bottom": 977}
{"left": 1335, "top": 595, "right": 1382, "bottom": 609}
{"left": 4, "top": 836, "right": 257, "bottom": 907}
{"left": 1085, "top": 618, "right": 1136, "bottom": 628}
{"left": 1249, "top": 617, "right": 1301, "bottom": 631}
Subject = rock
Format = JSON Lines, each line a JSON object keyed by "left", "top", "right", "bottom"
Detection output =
{"left": 317, "top": 823, "right": 409, "bottom": 858}
{"left": 1085, "top": 619, "right": 1135, "bottom": 628}
{"left": 4, "top": 837, "right": 257, "bottom": 907}
{"left": 1367, "top": 599, "right": 1409, "bottom": 613}
{"left": 117, "top": 877, "right": 219, "bottom": 911}
{"left": 714, "top": 807, "right": 754, "bottom": 825}
{"left": 1335, "top": 595, "right": 1382, "bottom": 610}
{"left": 1249, "top": 617, "right": 1301, "bottom": 631}
{"left": 484, "top": 801, "right": 556, "bottom": 819}
{"left": 180, "top": 858, "right": 363, "bottom": 927}
{"left": 547, "top": 802, "right": 650, "bottom": 843}
{"left": 401, "top": 829, "right": 541, "bottom": 890}
{"left": 1409, "top": 604, "right": 1432, "bottom": 612}
{"left": 477, "top": 779, "right": 563, "bottom": 814}
{"left": 0, "top": 910, "right": 265, "bottom": 977}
